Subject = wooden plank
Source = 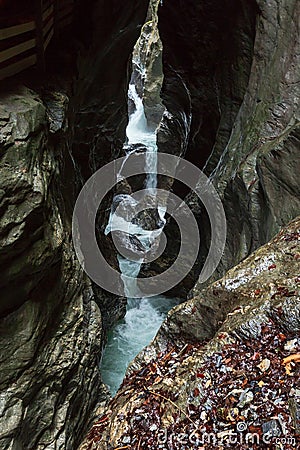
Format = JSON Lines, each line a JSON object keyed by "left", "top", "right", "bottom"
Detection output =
{"left": 0, "top": 21, "right": 35, "bottom": 41}
{"left": 0, "top": 38, "right": 36, "bottom": 64}
{"left": 43, "top": 28, "right": 53, "bottom": 50}
{"left": 0, "top": 54, "right": 37, "bottom": 80}
{"left": 43, "top": 16, "right": 54, "bottom": 37}
{"left": 42, "top": 4, "right": 54, "bottom": 22}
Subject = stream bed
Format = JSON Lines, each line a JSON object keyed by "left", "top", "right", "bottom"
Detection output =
{"left": 101, "top": 289, "right": 178, "bottom": 395}
{"left": 100, "top": 83, "right": 179, "bottom": 395}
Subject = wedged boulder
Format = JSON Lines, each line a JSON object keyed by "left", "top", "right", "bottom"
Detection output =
{"left": 111, "top": 230, "right": 146, "bottom": 261}
{"left": 79, "top": 216, "right": 300, "bottom": 449}
{"left": 132, "top": 207, "right": 164, "bottom": 231}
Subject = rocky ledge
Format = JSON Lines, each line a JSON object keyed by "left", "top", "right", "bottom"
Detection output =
{"left": 79, "top": 216, "right": 300, "bottom": 449}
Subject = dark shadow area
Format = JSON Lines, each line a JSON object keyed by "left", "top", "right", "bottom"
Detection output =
{"left": 152, "top": 0, "right": 259, "bottom": 296}
{"left": 158, "top": 0, "right": 258, "bottom": 198}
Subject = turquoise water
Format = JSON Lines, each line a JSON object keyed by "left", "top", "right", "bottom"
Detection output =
{"left": 100, "top": 82, "right": 178, "bottom": 396}
{"left": 100, "top": 288, "right": 178, "bottom": 395}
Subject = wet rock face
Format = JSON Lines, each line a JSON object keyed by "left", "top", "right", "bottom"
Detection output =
{"left": 0, "top": 0, "right": 150, "bottom": 447}
{"left": 79, "top": 217, "right": 300, "bottom": 450}
{"left": 72, "top": 0, "right": 150, "bottom": 320}
{"left": 191, "top": 0, "right": 300, "bottom": 291}
{"left": 141, "top": 0, "right": 259, "bottom": 297}
{"left": 0, "top": 87, "right": 103, "bottom": 449}
{"left": 72, "top": 0, "right": 149, "bottom": 178}
{"left": 158, "top": 0, "right": 258, "bottom": 169}
{"left": 131, "top": 0, "right": 164, "bottom": 130}
{"left": 152, "top": 0, "right": 300, "bottom": 297}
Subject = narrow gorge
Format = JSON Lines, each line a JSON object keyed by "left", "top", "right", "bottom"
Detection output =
{"left": 0, "top": 0, "right": 299, "bottom": 449}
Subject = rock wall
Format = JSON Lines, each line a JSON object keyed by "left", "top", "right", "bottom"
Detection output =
{"left": 0, "top": 0, "right": 150, "bottom": 448}
{"left": 131, "top": 0, "right": 164, "bottom": 129}
{"left": 192, "top": 0, "right": 300, "bottom": 294}
{"left": 158, "top": 0, "right": 258, "bottom": 168}
{"left": 150, "top": 0, "right": 300, "bottom": 297}
{"left": 71, "top": 0, "right": 151, "bottom": 329}
{"left": 0, "top": 86, "right": 102, "bottom": 450}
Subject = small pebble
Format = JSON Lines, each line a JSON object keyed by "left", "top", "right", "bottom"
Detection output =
{"left": 284, "top": 338, "right": 298, "bottom": 351}
{"left": 200, "top": 411, "right": 207, "bottom": 421}
{"left": 238, "top": 390, "right": 254, "bottom": 408}
{"left": 258, "top": 358, "right": 271, "bottom": 372}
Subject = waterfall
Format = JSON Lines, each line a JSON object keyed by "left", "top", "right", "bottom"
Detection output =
{"left": 126, "top": 83, "right": 158, "bottom": 191}
{"left": 126, "top": 84, "right": 148, "bottom": 143}
{"left": 101, "top": 78, "right": 178, "bottom": 395}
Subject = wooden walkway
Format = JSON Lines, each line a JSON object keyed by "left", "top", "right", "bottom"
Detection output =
{"left": 0, "top": 0, "right": 74, "bottom": 81}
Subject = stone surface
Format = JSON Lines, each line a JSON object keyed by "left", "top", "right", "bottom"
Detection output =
{"left": 0, "top": 0, "right": 150, "bottom": 447}
{"left": 147, "top": 0, "right": 300, "bottom": 298}
{"left": 0, "top": 87, "right": 104, "bottom": 449}
{"left": 131, "top": 0, "right": 164, "bottom": 129}
{"left": 191, "top": 0, "right": 300, "bottom": 293}
{"left": 78, "top": 217, "right": 300, "bottom": 450}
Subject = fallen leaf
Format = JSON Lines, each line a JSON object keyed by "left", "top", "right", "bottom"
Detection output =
{"left": 242, "top": 378, "right": 248, "bottom": 388}
{"left": 284, "top": 363, "right": 293, "bottom": 376}
{"left": 251, "top": 351, "right": 260, "bottom": 361}
{"left": 193, "top": 388, "right": 200, "bottom": 397}
{"left": 196, "top": 372, "right": 205, "bottom": 379}
{"left": 278, "top": 333, "right": 287, "bottom": 341}
{"left": 227, "top": 407, "right": 239, "bottom": 422}
{"left": 282, "top": 354, "right": 300, "bottom": 365}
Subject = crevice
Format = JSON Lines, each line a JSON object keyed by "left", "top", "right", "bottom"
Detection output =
{"left": 158, "top": 0, "right": 258, "bottom": 178}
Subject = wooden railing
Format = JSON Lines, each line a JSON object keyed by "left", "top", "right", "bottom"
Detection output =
{"left": 0, "top": 0, "right": 74, "bottom": 81}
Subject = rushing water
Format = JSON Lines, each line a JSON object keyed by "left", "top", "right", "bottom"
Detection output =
{"left": 127, "top": 84, "right": 158, "bottom": 190}
{"left": 100, "top": 83, "right": 178, "bottom": 395}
